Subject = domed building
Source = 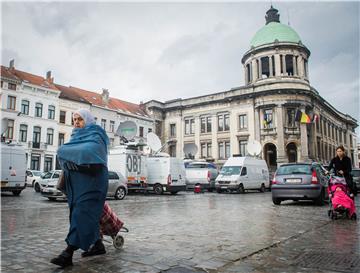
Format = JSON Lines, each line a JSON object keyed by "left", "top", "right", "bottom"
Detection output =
{"left": 144, "top": 6, "right": 358, "bottom": 170}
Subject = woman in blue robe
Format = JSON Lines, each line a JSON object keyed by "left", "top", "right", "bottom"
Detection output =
{"left": 51, "top": 109, "right": 109, "bottom": 268}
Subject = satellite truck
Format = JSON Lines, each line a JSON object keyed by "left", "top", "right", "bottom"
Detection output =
{"left": 215, "top": 140, "right": 269, "bottom": 193}
{"left": 1, "top": 118, "right": 27, "bottom": 196}
{"left": 107, "top": 121, "right": 148, "bottom": 192}
{"left": 145, "top": 133, "right": 186, "bottom": 195}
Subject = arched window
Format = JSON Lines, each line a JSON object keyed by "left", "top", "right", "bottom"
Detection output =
{"left": 260, "top": 56, "right": 270, "bottom": 78}
{"left": 19, "top": 124, "right": 28, "bottom": 142}
{"left": 35, "top": 103, "right": 43, "bottom": 117}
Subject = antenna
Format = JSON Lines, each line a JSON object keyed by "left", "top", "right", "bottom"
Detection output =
{"left": 183, "top": 143, "right": 198, "bottom": 159}
{"left": 287, "top": 7, "right": 290, "bottom": 25}
{"left": 116, "top": 121, "right": 137, "bottom": 142}
{"left": 147, "top": 132, "right": 162, "bottom": 154}
{"left": 247, "top": 140, "right": 262, "bottom": 157}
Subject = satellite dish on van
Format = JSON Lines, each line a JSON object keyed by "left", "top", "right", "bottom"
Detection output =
{"left": 116, "top": 121, "right": 137, "bottom": 140}
{"left": 183, "top": 143, "right": 198, "bottom": 158}
{"left": 247, "top": 140, "right": 262, "bottom": 156}
{"left": 147, "top": 132, "right": 162, "bottom": 152}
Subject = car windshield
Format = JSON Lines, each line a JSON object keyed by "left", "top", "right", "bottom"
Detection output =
{"left": 42, "top": 172, "right": 53, "bottom": 179}
{"left": 352, "top": 170, "right": 360, "bottom": 177}
{"left": 277, "top": 165, "right": 312, "bottom": 175}
{"left": 187, "top": 164, "right": 207, "bottom": 169}
{"left": 33, "top": 171, "right": 42, "bottom": 176}
{"left": 220, "top": 166, "right": 241, "bottom": 176}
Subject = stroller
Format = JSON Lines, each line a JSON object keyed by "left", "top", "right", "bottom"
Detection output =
{"left": 100, "top": 202, "right": 129, "bottom": 249}
{"left": 327, "top": 174, "right": 357, "bottom": 220}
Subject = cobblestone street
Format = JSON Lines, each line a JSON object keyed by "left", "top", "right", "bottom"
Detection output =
{"left": 1, "top": 188, "right": 360, "bottom": 273}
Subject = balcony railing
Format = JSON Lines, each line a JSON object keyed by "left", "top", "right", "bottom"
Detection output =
{"left": 28, "top": 141, "right": 47, "bottom": 150}
{"left": 284, "top": 127, "right": 300, "bottom": 135}
{"left": 261, "top": 127, "right": 277, "bottom": 135}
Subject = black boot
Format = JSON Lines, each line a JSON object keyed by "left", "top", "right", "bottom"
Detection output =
{"left": 82, "top": 239, "right": 106, "bottom": 257}
{"left": 50, "top": 250, "right": 73, "bottom": 268}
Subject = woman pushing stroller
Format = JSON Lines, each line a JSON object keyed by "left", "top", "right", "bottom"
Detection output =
{"left": 326, "top": 145, "right": 356, "bottom": 220}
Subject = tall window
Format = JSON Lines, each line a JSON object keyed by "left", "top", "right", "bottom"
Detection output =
{"left": 169, "top": 144, "right": 176, "bottom": 157}
{"left": 46, "top": 128, "right": 54, "bottom": 145}
{"left": 31, "top": 154, "right": 40, "bottom": 170}
{"left": 35, "top": 103, "right": 43, "bottom": 117}
{"left": 170, "top": 124, "right": 176, "bottom": 137}
{"left": 239, "top": 140, "right": 248, "bottom": 156}
{"left": 6, "top": 119, "right": 14, "bottom": 139}
{"left": 287, "top": 109, "right": 296, "bottom": 127}
{"left": 218, "top": 141, "right": 230, "bottom": 159}
{"left": 239, "top": 114, "right": 248, "bottom": 130}
{"left": 101, "top": 119, "right": 106, "bottom": 130}
{"left": 139, "top": 126, "right": 144, "bottom": 137}
{"left": 48, "top": 105, "right": 55, "bottom": 119}
{"left": 33, "top": 126, "right": 41, "bottom": 145}
{"left": 110, "top": 121, "right": 115, "bottom": 133}
{"left": 44, "top": 156, "right": 53, "bottom": 172}
{"left": 200, "top": 142, "right": 212, "bottom": 158}
{"left": 185, "top": 119, "right": 195, "bottom": 135}
{"left": 7, "top": 95, "right": 16, "bottom": 110}
{"left": 59, "top": 110, "right": 66, "bottom": 124}
{"left": 263, "top": 109, "right": 273, "bottom": 128}
{"left": 19, "top": 124, "right": 28, "bottom": 142}
{"left": 21, "top": 100, "right": 29, "bottom": 115}
{"left": 58, "top": 133, "right": 65, "bottom": 146}
{"left": 201, "top": 117, "right": 212, "bottom": 133}
{"left": 218, "top": 114, "right": 230, "bottom": 132}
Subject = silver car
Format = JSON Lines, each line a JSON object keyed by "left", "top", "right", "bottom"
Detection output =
{"left": 351, "top": 168, "right": 360, "bottom": 193}
{"left": 41, "top": 170, "right": 128, "bottom": 201}
{"left": 271, "top": 163, "right": 329, "bottom": 205}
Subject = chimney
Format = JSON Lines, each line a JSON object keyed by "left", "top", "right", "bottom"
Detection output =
{"left": 46, "top": 71, "right": 54, "bottom": 83}
{"left": 9, "top": 59, "right": 15, "bottom": 70}
{"left": 102, "top": 88, "right": 109, "bottom": 103}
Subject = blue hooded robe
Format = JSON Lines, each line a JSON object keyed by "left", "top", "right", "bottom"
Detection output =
{"left": 57, "top": 123, "right": 109, "bottom": 251}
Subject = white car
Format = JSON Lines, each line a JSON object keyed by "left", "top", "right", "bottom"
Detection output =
{"left": 26, "top": 170, "right": 43, "bottom": 187}
{"left": 41, "top": 170, "right": 128, "bottom": 201}
{"left": 35, "top": 170, "right": 61, "bottom": 193}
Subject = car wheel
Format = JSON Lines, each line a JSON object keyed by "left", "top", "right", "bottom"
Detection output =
{"left": 34, "top": 183, "right": 40, "bottom": 192}
{"left": 237, "top": 184, "right": 245, "bottom": 194}
{"left": 154, "top": 184, "right": 163, "bottom": 195}
{"left": 216, "top": 189, "right": 222, "bottom": 193}
{"left": 272, "top": 197, "right": 281, "bottom": 205}
{"left": 314, "top": 189, "right": 325, "bottom": 206}
{"left": 114, "top": 187, "right": 126, "bottom": 200}
{"left": 12, "top": 190, "right": 21, "bottom": 196}
{"left": 259, "top": 183, "right": 266, "bottom": 193}
{"left": 48, "top": 197, "right": 57, "bottom": 201}
{"left": 32, "top": 180, "right": 36, "bottom": 187}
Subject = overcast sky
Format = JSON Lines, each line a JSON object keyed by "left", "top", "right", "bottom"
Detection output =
{"left": 1, "top": 1, "right": 359, "bottom": 135}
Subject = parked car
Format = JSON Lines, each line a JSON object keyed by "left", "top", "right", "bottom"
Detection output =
{"left": 215, "top": 156, "right": 269, "bottom": 193}
{"left": 41, "top": 170, "right": 128, "bottom": 201}
{"left": 351, "top": 168, "right": 360, "bottom": 193}
{"left": 26, "top": 170, "right": 43, "bottom": 187}
{"left": 185, "top": 161, "right": 218, "bottom": 192}
{"left": 271, "top": 162, "right": 329, "bottom": 205}
{"left": 39, "top": 170, "right": 62, "bottom": 198}
{"left": 147, "top": 156, "right": 187, "bottom": 194}
{"left": 34, "top": 171, "right": 59, "bottom": 192}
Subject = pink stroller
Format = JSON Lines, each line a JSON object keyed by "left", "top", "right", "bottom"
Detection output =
{"left": 100, "top": 202, "right": 129, "bottom": 249}
{"left": 327, "top": 175, "right": 357, "bottom": 220}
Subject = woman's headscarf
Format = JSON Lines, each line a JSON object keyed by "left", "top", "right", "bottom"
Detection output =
{"left": 73, "top": 109, "right": 95, "bottom": 126}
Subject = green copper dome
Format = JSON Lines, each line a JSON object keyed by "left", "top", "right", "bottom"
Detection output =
{"left": 250, "top": 22, "right": 302, "bottom": 48}
{"left": 250, "top": 6, "right": 302, "bottom": 48}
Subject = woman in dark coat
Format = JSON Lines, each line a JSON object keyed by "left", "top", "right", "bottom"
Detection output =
{"left": 51, "top": 109, "right": 109, "bottom": 268}
{"left": 327, "top": 145, "right": 354, "bottom": 195}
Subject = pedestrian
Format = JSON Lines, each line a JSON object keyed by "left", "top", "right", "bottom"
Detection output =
{"left": 327, "top": 145, "right": 355, "bottom": 195}
{"left": 51, "top": 109, "right": 109, "bottom": 268}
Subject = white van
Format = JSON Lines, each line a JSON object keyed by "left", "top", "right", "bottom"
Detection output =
{"left": 146, "top": 155, "right": 186, "bottom": 195}
{"left": 215, "top": 156, "right": 269, "bottom": 193}
{"left": 1, "top": 142, "right": 27, "bottom": 196}
{"left": 108, "top": 145, "right": 148, "bottom": 192}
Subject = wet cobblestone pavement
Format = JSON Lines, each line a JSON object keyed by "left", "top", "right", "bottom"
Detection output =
{"left": 1, "top": 188, "right": 359, "bottom": 272}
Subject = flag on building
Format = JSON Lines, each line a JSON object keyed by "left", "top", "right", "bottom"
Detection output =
{"left": 300, "top": 112, "right": 311, "bottom": 123}
{"left": 312, "top": 114, "right": 319, "bottom": 123}
{"left": 295, "top": 109, "right": 302, "bottom": 122}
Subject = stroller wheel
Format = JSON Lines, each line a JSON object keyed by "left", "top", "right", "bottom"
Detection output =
{"left": 327, "top": 210, "right": 331, "bottom": 217}
{"left": 351, "top": 213, "right": 357, "bottom": 221}
{"left": 113, "top": 234, "right": 124, "bottom": 249}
